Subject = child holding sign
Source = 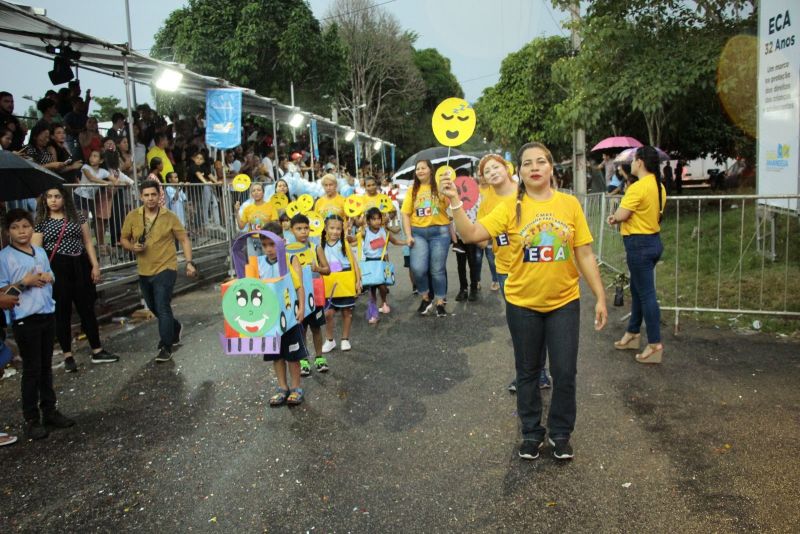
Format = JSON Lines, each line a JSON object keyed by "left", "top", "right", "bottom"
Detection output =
{"left": 321, "top": 215, "right": 361, "bottom": 353}
{"left": 360, "top": 207, "right": 404, "bottom": 323}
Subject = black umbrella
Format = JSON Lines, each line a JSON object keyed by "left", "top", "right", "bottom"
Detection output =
{"left": 391, "top": 147, "right": 478, "bottom": 182}
{"left": 0, "top": 150, "right": 65, "bottom": 201}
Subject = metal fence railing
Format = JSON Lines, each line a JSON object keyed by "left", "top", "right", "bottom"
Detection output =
{"left": 61, "top": 183, "right": 235, "bottom": 272}
{"left": 575, "top": 192, "right": 800, "bottom": 330}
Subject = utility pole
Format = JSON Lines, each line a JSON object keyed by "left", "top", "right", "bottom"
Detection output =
{"left": 124, "top": 0, "right": 137, "bottom": 107}
{"left": 570, "top": 1, "right": 586, "bottom": 194}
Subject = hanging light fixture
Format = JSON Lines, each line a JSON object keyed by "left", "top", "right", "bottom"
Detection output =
{"left": 289, "top": 112, "right": 305, "bottom": 128}
{"left": 344, "top": 130, "right": 356, "bottom": 142}
{"left": 154, "top": 68, "right": 183, "bottom": 92}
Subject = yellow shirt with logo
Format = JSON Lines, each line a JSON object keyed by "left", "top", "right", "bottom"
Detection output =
{"left": 477, "top": 186, "right": 516, "bottom": 275}
{"left": 401, "top": 184, "right": 451, "bottom": 227}
{"left": 479, "top": 190, "right": 593, "bottom": 312}
{"left": 314, "top": 195, "right": 346, "bottom": 219}
{"left": 619, "top": 174, "right": 666, "bottom": 236}
{"left": 241, "top": 201, "right": 278, "bottom": 231}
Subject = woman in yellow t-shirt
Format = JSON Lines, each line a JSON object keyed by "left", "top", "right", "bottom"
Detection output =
{"left": 234, "top": 182, "right": 277, "bottom": 256}
{"left": 441, "top": 142, "right": 608, "bottom": 462}
{"left": 401, "top": 159, "right": 453, "bottom": 317}
{"left": 314, "top": 174, "right": 346, "bottom": 220}
{"left": 607, "top": 145, "right": 667, "bottom": 364}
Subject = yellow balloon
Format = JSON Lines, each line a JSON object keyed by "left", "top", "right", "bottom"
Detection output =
{"left": 307, "top": 211, "right": 324, "bottom": 236}
{"left": 344, "top": 195, "right": 366, "bottom": 218}
{"left": 431, "top": 97, "right": 476, "bottom": 147}
{"left": 270, "top": 193, "right": 288, "bottom": 210}
{"left": 435, "top": 165, "right": 456, "bottom": 186}
{"left": 377, "top": 194, "right": 393, "bottom": 214}
{"left": 296, "top": 194, "right": 314, "bottom": 214}
{"left": 231, "top": 174, "right": 251, "bottom": 193}
{"left": 285, "top": 201, "right": 302, "bottom": 218}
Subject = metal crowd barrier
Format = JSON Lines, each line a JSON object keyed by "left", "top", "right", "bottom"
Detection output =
{"left": 573, "top": 191, "right": 800, "bottom": 330}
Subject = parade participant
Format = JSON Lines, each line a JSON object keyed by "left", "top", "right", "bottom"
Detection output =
{"left": 478, "top": 155, "right": 551, "bottom": 391}
{"left": 257, "top": 222, "right": 308, "bottom": 407}
{"left": 33, "top": 186, "right": 118, "bottom": 373}
{"left": 287, "top": 214, "right": 331, "bottom": 375}
{"left": 235, "top": 182, "right": 277, "bottom": 256}
{"left": 401, "top": 160, "right": 452, "bottom": 317}
{"left": 607, "top": 145, "right": 666, "bottom": 364}
{"left": 120, "top": 180, "right": 197, "bottom": 363}
{"left": 474, "top": 173, "right": 500, "bottom": 292}
{"left": 360, "top": 207, "right": 403, "bottom": 322}
{"left": 321, "top": 215, "right": 361, "bottom": 353}
{"left": 0, "top": 209, "right": 75, "bottom": 440}
{"left": 314, "top": 174, "right": 346, "bottom": 219}
{"left": 441, "top": 142, "right": 608, "bottom": 461}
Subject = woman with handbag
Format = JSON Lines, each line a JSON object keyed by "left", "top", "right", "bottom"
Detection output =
{"left": 607, "top": 146, "right": 667, "bottom": 364}
{"left": 33, "top": 185, "right": 119, "bottom": 373}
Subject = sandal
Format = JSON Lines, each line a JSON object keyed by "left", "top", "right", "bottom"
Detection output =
{"left": 269, "top": 388, "right": 289, "bottom": 406}
{"left": 635, "top": 344, "right": 664, "bottom": 364}
{"left": 614, "top": 332, "right": 641, "bottom": 350}
{"left": 287, "top": 388, "right": 305, "bottom": 406}
{"left": 0, "top": 432, "right": 18, "bottom": 447}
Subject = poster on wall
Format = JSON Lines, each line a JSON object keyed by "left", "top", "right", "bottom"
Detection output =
{"left": 206, "top": 89, "right": 242, "bottom": 150}
{"left": 758, "top": 0, "right": 799, "bottom": 210}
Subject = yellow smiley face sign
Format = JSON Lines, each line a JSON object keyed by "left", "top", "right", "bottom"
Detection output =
{"left": 296, "top": 194, "right": 314, "bottom": 214}
{"left": 377, "top": 194, "right": 393, "bottom": 214}
{"left": 285, "top": 201, "right": 302, "bottom": 218}
{"left": 270, "top": 193, "right": 288, "bottom": 210}
{"left": 344, "top": 195, "right": 366, "bottom": 218}
{"left": 232, "top": 174, "right": 251, "bottom": 193}
{"left": 431, "top": 97, "right": 476, "bottom": 147}
{"left": 306, "top": 211, "right": 324, "bottom": 236}
{"left": 435, "top": 165, "right": 456, "bottom": 186}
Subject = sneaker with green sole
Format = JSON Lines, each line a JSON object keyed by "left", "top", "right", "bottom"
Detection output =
{"left": 299, "top": 359, "right": 311, "bottom": 376}
{"left": 315, "top": 357, "right": 329, "bottom": 372}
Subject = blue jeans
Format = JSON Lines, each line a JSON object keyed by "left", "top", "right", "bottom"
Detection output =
{"left": 474, "top": 245, "right": 498, "bottom": 284}
{"left": 506, "top": 299, "right": 580, "bottom": 441}
{"left": 624, "top": 234, "right": 663, "bottom": 344}
{"left": 410, "top": 225, "right": 450, "bottom": 300}
{"left": 497, "top": 272, "right": 508, "bottom": 297}
{"left": 139, "top": 269, "right": 181, "bottom": 351}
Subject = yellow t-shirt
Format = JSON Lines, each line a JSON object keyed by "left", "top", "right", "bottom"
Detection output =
{"left": 241, "top": 201, "right": 278, "bottom": 231}
{"left": 619, "top": 174, "right": 666, "bottom": 236}
{"left": 477, "top": 186, "right": 516, "bottom": 275}
{"left": 479, "top": 190, "right": 593, "bottom": 312}
{"left": 314, "top": 195, "right": 346, "bottom": 219}
{"left": 146, "top": 146, "right": 173, "bottom": 181}
{"left": 401, "top": 184, "right": 451, "bottom": 227}
{"left": 121, "top": 206, "right": 186, "bottom": 276}
{"left": 363, "top": 193, "right": 382, "bottom": 212}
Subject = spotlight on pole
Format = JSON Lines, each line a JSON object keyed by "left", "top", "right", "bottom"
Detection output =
{"left": 373, "top": 140, "right": 382, "bottom": 151}
{"left": 289, "top": 112, "right": 305, "bottom": 128}
{"left": 154, "top": 69, "right": 183, "bottom": 92}
{"left": 345, "top": 130, "right": 356, "bottom": 142}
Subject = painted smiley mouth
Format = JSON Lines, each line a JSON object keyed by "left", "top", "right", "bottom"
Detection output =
{"left": 235, "top": 315, "right": 268, "bottom": 333}
{"left": 446, "top": 130, "right": 459, "bottom": 139}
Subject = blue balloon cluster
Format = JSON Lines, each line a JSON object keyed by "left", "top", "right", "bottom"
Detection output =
{"left": 262, "top": 173, "right": 356, "bottom": 201}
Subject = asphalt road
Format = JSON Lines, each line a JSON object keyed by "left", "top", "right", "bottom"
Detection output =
{"left": 1, "top": 249, "right": 798, "bottom": 533}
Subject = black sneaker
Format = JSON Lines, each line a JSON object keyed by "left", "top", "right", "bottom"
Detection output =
{"left": 468, "top": 288, "right": 478, "bottom": 301}
{"left": 548, "top": 437, "right": 574, "bottom": 460}
{"left": 25, "top": 420, "right": 48, "bottom": 440}
{"left": 417, "top": 299, "right": 434, "bottom": 316}
{"left": 518, "top": 439, "right": 543, "bottom": 460}
{"left": 155, "top": 348, "right": 173, "bottom": 363}
{"left": 455, "top": 289, "right": 468, "bottom": 302}
{"left": 91, "top": 350, "right": 120, "bottom": 364}
{"left": 173, "top": 321, "right": 183, "bottom": 346}
{"left": 508, "top": 379, "right": 517, "bottom": 393}
{"left": 42, "top": 410, "right": 75, "bottom": 429}
{"left": 64, "top": 357, "right": 78, "bottom": 373}
{"left": 436, "top": 304, "right": 447, "bottom": 317}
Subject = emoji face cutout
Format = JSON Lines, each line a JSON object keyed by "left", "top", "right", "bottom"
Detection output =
{"left": 296, "top": 194, "right": 314, "bottom": 214}
{"left": 454, "top": 176, "right": 480, "bottom": 211}
{"left": 222, "top": 278, "right": 280, "bottom": 337}
{"left": 287, "top": 242, "right": 315, "bottom": 266}
{"left": 306, "top": 211, "right": 324, "bottom": 236}
{"left": 377, "top": 194, "right": 393, "bottom": 214}
{"left": 270, "top": 193, "right": 289, "bottom": 210}
{"left": 232, "top": 174, "right": 251, "bottom": 193}
{"left": 345, "top": 195, "right": 365, "bottom": 218}
{"left": 285, "top": 201, "right": 302, "bottom": 218}
{"left": 431, "top": 97, "right": 476, "bottom": 147}
{"left": 435, "top": 165, "right": 456, "bottom": 186}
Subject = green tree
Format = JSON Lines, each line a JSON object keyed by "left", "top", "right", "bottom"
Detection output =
{"left": 151, "top": 0, "right": 347, "bottom": 114}
{"left": 474, "top": 36, "right": 572, "bottom": 158}
{"left": 91, "top": 96, "right": 126, "bottom": 122}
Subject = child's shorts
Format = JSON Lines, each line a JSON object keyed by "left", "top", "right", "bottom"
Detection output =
{"left": 263, "top": 324, "right": 308, "bottom": 362}
{"left": 330, "top": 296, "right": 355, "bottom": 309}
{"left": 302, "top": 306, "right": 326, "bottom": 328}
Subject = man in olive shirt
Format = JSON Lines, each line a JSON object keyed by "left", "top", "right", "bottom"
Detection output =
{"left": 121, "top": 180, "right": 197, "bottom": 362}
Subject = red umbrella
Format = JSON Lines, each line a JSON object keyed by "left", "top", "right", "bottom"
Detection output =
{"left": 590, "top": 136, "right": 643, "bottom": 152}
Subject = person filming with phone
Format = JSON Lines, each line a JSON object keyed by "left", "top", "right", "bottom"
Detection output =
{"left": 120, "top": 179, "right": 197, "bottom": 363}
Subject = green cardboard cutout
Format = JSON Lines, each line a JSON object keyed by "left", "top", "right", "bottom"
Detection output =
{"left": 222, "top": 278, "right": 281, "bottom": 337}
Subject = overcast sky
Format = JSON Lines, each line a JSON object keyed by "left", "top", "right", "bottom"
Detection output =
{"left": 0, "top": 0, "right": 567, "bottom": 116}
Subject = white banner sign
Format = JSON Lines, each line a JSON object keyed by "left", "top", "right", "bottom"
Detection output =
{"left": 758, "top": 0, "right": 799, "bottom": 210}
